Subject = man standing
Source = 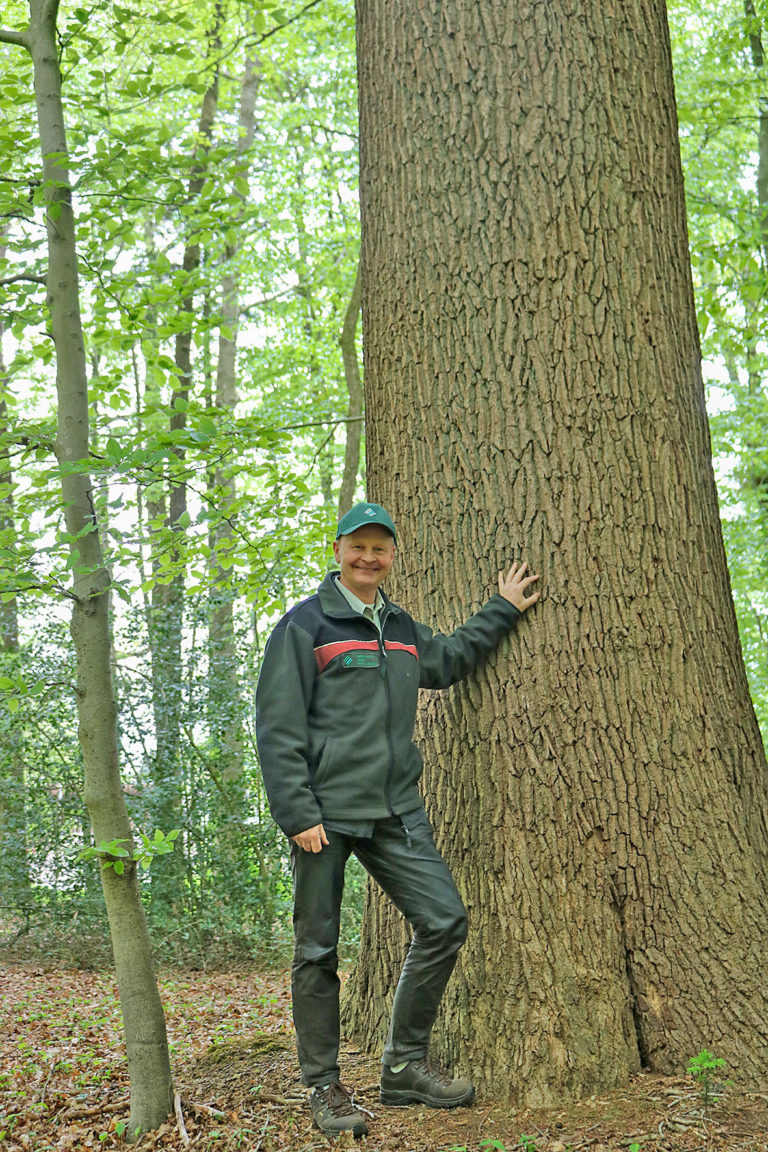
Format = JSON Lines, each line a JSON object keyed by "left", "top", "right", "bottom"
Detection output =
{"left": 255, "top": 502, "right": 540, "bottom": 1137}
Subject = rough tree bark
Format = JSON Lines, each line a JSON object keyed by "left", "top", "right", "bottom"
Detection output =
{"left": 343, "top": 0, "right": 768, "bottom": 1105}
{"left": 0, "top": 1, "right": 173, "bottom": 1132}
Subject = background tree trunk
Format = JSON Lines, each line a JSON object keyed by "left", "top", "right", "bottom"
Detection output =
{"left": 344, "top": 0, "right": 768, "bottom": 1105}
{"left": 337, "top": 261, "right": 363, "bottom": 518}
{"left": 148, "top": 29, "right": 221, "bottom": 914}
{"left": 208, "top": 45, "right": 260, "bottom": 782}
{"left": 9, "top": 0, "right": 174, "bottom": 1131}
{"left": 0, "top": 337, "right": 28, "bottom": 915}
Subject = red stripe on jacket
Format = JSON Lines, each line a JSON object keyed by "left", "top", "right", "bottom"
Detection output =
{"left": 385, "top": 641, "right": 419, "bottom": 660}
{"left": 314, "top": 639, "right": 380, "bottom": 673}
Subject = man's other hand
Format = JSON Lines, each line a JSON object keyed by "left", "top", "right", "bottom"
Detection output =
{"left": 498, "top": 561, "right": 541, "bottom": 613}
{"left": 292, "top": 823, "right": 329, "bottom": 853}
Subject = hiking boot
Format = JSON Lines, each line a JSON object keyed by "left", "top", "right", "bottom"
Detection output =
{"left": 380, "top": 1058, "right": 475, "bottom": 1108}
{"left": 310, "top": 1082, "right": 369, "bottom": 1138}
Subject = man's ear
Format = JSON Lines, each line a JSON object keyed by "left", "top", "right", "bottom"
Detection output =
{"left": 332, "top": 538, "right": 341, "bottom": 563}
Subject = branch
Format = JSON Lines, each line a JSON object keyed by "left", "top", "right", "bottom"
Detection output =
{"left": 2, "top": 580, "right": 82, "bottom": 604}
{"left": 251, "top": 0, "right": 324, "bottom": 47}
{"left": 0, "top": 274, "right": 46, "bottom": 287}
{"left": 174, "top": 1094, "right": 190, "bottom": 1149}
{"left": 0, "top": 28, "right": 28, "bottom": 49}
{"left": 280, "top": 415, "right": 364, "bottom": 431}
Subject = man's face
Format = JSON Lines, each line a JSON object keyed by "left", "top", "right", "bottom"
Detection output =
{"left": 333, "top": 524, "right": 396, "bottom": 604}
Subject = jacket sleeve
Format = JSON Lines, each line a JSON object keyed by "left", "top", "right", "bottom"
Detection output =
{"left": 416, "top": 594, "right": 521, "bottom": 689}
{"left": 255, "top": 618, "right": 323, "bottom": 838}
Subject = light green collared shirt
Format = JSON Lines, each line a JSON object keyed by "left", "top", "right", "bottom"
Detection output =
{"left": 332, "top": 573, "right": 385, "bottom": 633}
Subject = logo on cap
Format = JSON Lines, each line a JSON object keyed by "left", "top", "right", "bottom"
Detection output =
{"left": 364, "top": 507, "right": 376, "bottom": 516}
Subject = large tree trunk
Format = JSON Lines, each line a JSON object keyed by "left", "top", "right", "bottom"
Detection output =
{"left": 344, "top": 0, "right": 768, "bottom": 1105}
{"left": 2, "top": 0, "right": 173, "bottom": 1132}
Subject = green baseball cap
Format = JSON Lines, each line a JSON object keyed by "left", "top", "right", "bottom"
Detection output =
{"left": 336, "top": 502, "right": 397, "bottom": 543}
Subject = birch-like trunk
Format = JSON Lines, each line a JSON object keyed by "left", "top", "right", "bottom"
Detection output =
{"left": 1, "top": 1, "right": 173, "bottom": 1132}
{"left": 344, "top": 0, "right": 768, "bottom": 1104}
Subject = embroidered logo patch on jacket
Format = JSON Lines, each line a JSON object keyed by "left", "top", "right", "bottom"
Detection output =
{"left": 342, "top": 652, "right": 380, "bottom": 668}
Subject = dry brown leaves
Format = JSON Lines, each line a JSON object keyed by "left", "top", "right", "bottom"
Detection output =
{"left": 2, "top": 966, "right": 768, "bottom": 1152}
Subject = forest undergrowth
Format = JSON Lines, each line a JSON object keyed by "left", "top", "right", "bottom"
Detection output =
{"left": 2, "top": 965, "right": 768, "bottom": 1152}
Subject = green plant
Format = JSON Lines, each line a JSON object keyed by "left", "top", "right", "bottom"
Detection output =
{"left": 687, "top": 1049, "right": 729, "bottom": 1108}
{"left": 76, "top": 828, "right": 180, "bottom": 874}
{"left": 517, "top": 1138, "right": 538, "bottom": 1152}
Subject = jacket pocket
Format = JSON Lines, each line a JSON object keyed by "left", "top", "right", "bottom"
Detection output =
{"left": 314, "top": 736, "right": 338, "bottom": 787}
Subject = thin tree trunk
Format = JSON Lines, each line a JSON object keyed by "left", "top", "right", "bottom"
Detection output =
{"left": 337, "top": 261, "right": 363, "bottom": 518}
{"left": 743, "top": 2, "right": 768, "bottom": 519}
{"left": 0, "top": 309, "right": 28, "bottom": 910}
{"left": 291, "top": 174, "right": 335, "bottom": 505}
{"left": 0, "top": 1, "right": 173, "bottom": 1132}
{"left": 746, "top": 0, "right": 768, "bottom": 265}
{"left": 345, "top": 0, "right": 768, "bottom": 1104}
{"left": 208, "top": 46, "right": 260, "bottom": 780}
{"left": 148, "top": 20, "right": 221, "bottom": 911}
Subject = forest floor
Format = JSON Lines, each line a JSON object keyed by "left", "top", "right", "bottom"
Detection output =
{"left": 2, "top": 965, "right": 768, "bottom": 1152}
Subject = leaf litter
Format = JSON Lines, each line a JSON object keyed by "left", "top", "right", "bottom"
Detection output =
{"left": 2, "top": 966, "right": 768, "bottom": 1151}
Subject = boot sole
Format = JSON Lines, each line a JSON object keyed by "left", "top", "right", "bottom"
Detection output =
{"left": 312, "top": 1118, "right": 368, "bottom": 1139}
{"left": 380, "top": 1086, "right": 475, "bottom": 1108}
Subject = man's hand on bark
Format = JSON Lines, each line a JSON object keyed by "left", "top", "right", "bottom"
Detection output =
{"left": 292, "top": 823, "right": 329, "bottom": 853}
{"left": 498, "top": 561, "right": 541, "bottom": 613}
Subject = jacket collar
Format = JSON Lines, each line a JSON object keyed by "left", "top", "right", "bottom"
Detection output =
{"left": 317, "top": 571, "right": 400, "bottom": 619}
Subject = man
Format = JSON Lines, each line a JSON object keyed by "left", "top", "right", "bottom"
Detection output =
{"left": 255, "top": 502, "right": 540, "bottom": 1138}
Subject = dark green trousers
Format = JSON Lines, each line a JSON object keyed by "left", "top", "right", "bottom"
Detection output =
{"left": 290, "top": 812, "right": 468, "bottom": 1087}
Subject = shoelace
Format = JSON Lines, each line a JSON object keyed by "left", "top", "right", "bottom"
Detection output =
{"left": 414, "top": 1057, "right": 455, "bottom": 1087}
{"left": 317, "top": 1082, "right": 359, "bottom": 1117}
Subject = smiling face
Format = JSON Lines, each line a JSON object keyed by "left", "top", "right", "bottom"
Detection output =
{"left": 333, "top": 524, "right": 396, "bottom": 604}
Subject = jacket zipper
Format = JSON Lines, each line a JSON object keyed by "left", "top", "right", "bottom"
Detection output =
{"left": 372, "top": 606, "right": 396, "bottom": 816}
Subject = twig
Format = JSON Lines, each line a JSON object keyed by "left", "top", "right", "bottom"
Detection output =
{"left": 252, "top": 1088, "right": 306, "bottom": 1105}
{"left": 254, "top": 1113, "right": 271, "bottom": 1152}
{"left": 474, "top": 1101, "right": 496, "bottom": 1133}
{"left": 63, "top": 1097, "right": 129, "bottom": 1118}
{"left": 174, "top": 1092, "right": 190, "bottom": 1147}
{"left": 186, "top": 1099, "right": 227, "bottom": 1120}
{"left": 39, "top": 1055, "right": 56, "bottom": 1104}
{"left": 354, "top": 1082, "right": 383, "bottom": 1097}
{"left": 280, "top": 415, "right": 364, "bottom": 431}
{"left": 250, "top": 0, "right": 323, "bottom": 47}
